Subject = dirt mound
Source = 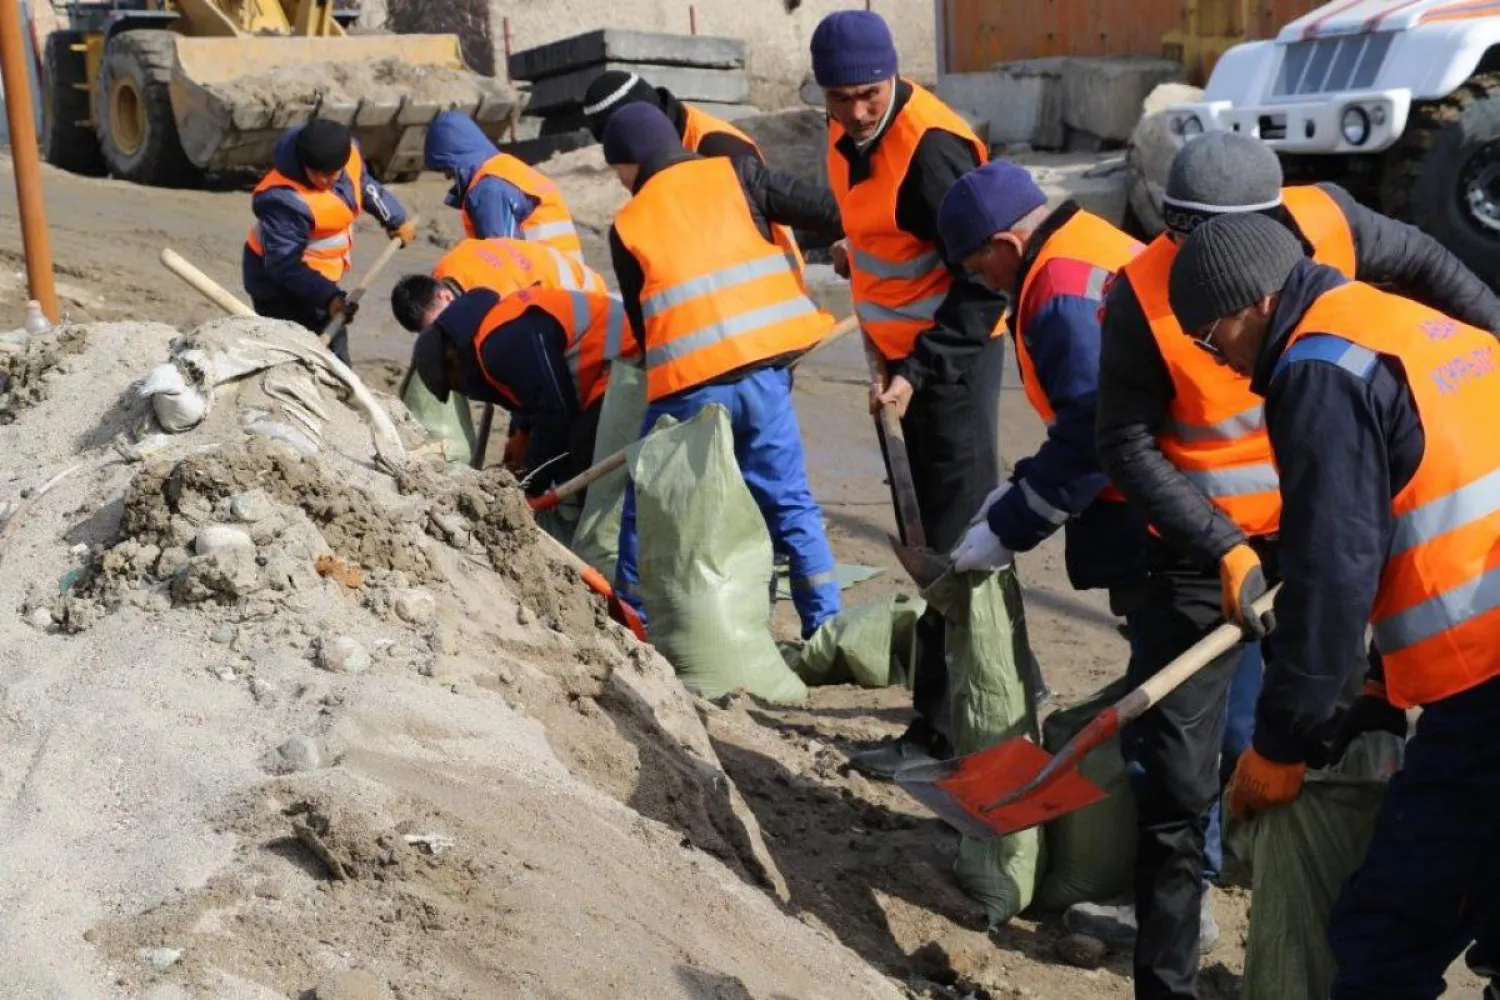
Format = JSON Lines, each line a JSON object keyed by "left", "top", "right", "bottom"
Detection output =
{"left": 0, "top": 324, "right": 90, "bottom": 423}
{"left": 207, "top": 58, "right": 513, "bottom": 119}
{"left": 0, "top": 316, "right": 899, "bottom": 999}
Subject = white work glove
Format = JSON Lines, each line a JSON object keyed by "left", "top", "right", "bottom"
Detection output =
{"left": 950, "top": 519, "right": 1014, "bottom": 574}
{"left": 968, "top": 482, "right": 1013, "bottom": 527}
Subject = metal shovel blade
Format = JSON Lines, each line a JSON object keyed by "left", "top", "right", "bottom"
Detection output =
{"left": 891, "top": 539, "right": 948, "bottom": 589}
{"left": 897, "top": 737, "right": 1108, "bottom": 838}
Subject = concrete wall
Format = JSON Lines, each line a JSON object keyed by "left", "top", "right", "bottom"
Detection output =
{"left": 383, "top": 1, "right": 934, "bottom": 110}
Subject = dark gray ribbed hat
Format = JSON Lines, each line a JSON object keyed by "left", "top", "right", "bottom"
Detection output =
{"left": 1169, "top": 213, "right": 1306, "bottom": 335}
{"left": 1163, "top": 133, "right": 1283, "bottom": 235}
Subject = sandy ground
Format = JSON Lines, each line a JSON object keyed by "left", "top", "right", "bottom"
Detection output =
{"left": 0, "top": 151, "right": 1482, "bottom": 999}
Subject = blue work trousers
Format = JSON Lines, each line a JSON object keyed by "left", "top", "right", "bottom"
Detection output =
{"left": 614, "top": 366, "right": 840, "bottom": 638}
{"left": 1328, "top": 672, "right": 1500, "bottom": 1000}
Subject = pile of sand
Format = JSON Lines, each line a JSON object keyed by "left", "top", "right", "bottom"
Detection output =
{"left": 0, "top": 316, "right": 907, "bottom": 998}
{"left": 207, "top": 58, "right": 515, "bottom": 121}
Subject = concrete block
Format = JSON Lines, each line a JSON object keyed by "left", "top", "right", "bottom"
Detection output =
{"left": 687, "top": 101, "right": 761, "bottom": 123}
{"left": 509, "top": 29, "right": 746, "bottom": 82}
{"left": 1061, "top": 58, "right": 1187, "bottom": 145}
{"left": 938, "top": 58, "right": 1066, "bottom": 151}
{"left": 525, "top": 62, "right": 750, "bottom": 117}
{"left": 1026, "top": 153, "right": 1129, "bottom": 227}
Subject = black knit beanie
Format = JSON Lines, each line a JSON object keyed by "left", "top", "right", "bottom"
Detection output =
{"left": 1168, "top": 213, "right": 1307, "bottom": 335}
{"left": 583, "top": 71, "right": 662, "bottom": 139}
{"left": 295, "top": 119, "right": 352, "bottom": 173}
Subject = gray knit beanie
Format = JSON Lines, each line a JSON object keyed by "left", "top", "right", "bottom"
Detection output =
{"left": 1163, "top": 133, "right": 1283, "bottom": 236}
{"left": 1169, "top": 213, "right": 1307, "bottom": 335}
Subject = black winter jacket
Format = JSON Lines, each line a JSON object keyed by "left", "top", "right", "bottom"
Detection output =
{"left": 1097, "top": 182, "right": 1500, "bottom": 568}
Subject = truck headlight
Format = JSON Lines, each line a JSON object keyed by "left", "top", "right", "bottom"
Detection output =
{"left": 1341, "top": 106, "right": 1371, "bottom": 146}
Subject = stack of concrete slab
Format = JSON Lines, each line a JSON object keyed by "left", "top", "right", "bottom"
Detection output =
{"left": 503, "top": 29, "right": 757, "bottom": 164}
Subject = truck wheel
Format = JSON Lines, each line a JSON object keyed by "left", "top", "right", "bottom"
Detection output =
{"left": 94, "top": 30, "right": 201, "bottom": 187}
{"left": 1380, "top": 72, "right": 1500, "bottom": 289}
{"left": 42, "top": 31, "right": 105, "bottom": 175}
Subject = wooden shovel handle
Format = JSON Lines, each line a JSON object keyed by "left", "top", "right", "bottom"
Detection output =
{"left": 319, "top": 217, "right": 419, "bottom": 346}
{"left": 863, "top": 336, "right": 926, "bottom": 548}
{"left": 161, "top": 249, "right": 255, "bottom": 317}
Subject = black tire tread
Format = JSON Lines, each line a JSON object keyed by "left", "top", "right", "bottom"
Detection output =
{"left": 96, "top": 30, "right": 201, "bottom": 187}
{"left": 41, "top": 31, "right": 105, "bottom": 176}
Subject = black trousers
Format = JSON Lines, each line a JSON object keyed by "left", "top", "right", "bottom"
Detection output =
{"left": 250, "top": 292, "right": 349, "bottom": 365}
{"left": 901, "top": 373, "right": 990, "bottom": 734}
{"left": 1126, "top": 538, "right": 1276, "bottom": 999}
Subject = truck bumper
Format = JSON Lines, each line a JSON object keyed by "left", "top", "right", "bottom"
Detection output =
{"left": 1165, "top": 92, "right": 1413, "bottom": 155}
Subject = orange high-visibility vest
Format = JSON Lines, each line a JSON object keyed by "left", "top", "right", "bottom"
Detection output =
{"left": 245, "top": 145, "right": 366, "bottom": 282}
{"left": 473, "top": 286, "right": 626, "bottom": 410}
{"left": 1280, "top": 282, "right": 1500, "bottom": 708}
{"left": 1013, "top": 209, "right": 1143, "bottom": 506}
{"left": 614, "top": 157, "right": 833, "bottom": 402}
{"left": 680, "top": 103, "right": 808, "bottom": 285}
{"left": 434, "top": 238, "right": 606, "bottom": 298}
{"left": 828, "top": 81, "right": 987, "bottom": 361}
{"left": 463, "top": 153, "right": 583, "bottom": 262}
{"left": 1122, "top": 185, "right": 1358, "bottom": 536}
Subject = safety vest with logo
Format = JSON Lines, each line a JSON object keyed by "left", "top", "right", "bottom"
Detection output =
{"left": 614, "top": 156, "right": 833, "bottom": 402}
{"left": 680, "top": 104, "right": 808, "bottom": 285}
{"left": 463, "top": 153, "right": 584, "bottom": 262}
{"left": 434, "top": 238, "right": 606, "bottom": 298}
{"left": 828, "top": 81, "right": 988, "bottom": 361}
{"left": 1121, "top": 185, "right": 1357, "bottom": 536}
{"left": 473, "top": 286, "right": 626, "bottom": 410}
{"left": 1279, "top": 282, "right": 1500, "bottom": 708}
{"left": 245, "top": 146, "right": 366, "bottom": 282}
{"left": 1014, "top": 209, "right": 1143, "bottom": 506}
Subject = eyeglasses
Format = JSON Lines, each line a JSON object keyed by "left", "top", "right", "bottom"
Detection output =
{"left": 1193, "top": 318, "right": 1225, "bottom": 361}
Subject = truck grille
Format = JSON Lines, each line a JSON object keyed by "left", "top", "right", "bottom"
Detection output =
{"left": 1272, "top": 33, "right": 1393, "bottom": 97}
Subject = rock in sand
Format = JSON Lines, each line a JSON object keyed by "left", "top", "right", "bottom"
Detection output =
{"left": 317, "top": 635, "right": 371, "bottom": 674}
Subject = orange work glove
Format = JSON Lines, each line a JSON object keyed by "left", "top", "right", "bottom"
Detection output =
{"left": 502, "top": 428, "right": 530, "bottom": 474}
{"left": 392, "top": 220, "right": 418, "bottom": 247}
{"left": 1219, "top": 543, "right": 1274, "bottom": 636}
{"left": 1227, "top": 748, "right": 1307, "bottom": 819}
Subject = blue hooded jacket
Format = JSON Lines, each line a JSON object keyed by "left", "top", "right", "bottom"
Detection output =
{"left": 424, "top": 112, "right": 535, "bottom": 240}
{"left": 243, "top": 127, "right": 408, "bottom": 307}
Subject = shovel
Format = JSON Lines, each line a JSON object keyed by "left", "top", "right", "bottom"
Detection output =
{"left": 528, "top": 314, "right": 859, "bottom": 513}
{"left": 319, "top": 216, "right": 420, "bottom": 347}
{"left": 534, "top": 528, "right": 648, "bottom": 642}
{"left": 863, "top": 337, "right": 925, "bottom": 547}
{"left": 898, "top": 585, "right": 1280, "bottom": 839}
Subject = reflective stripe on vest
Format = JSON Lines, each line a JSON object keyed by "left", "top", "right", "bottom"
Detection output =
{"left": 1281, "top": 281, "right": 1500, "bottom": 708}
{"left": 474, "top": 287, "right": 617, "bottom": 409}
{"left": 614, "top": 157, "right": 833, "bottom": 402}
{"left": 829, "top": 82, "right": 987, "bottom": 361}
{"left": 245, "top": 146, "right": 365, "bottom": 283}
{"left": 462, "top": 153, "right": 583, "bottom": 261}
{"left": 434, "top": 238, "right": 607, "bottom": 300}
{"left": 1011, "top": 209, "right": 1141, "bottom": 507}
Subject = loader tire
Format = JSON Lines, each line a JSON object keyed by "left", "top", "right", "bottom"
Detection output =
{"left": 1380, "top": 72, "right": 1500, "bottom": 290}
{"left": 42, "top": 31, "right": 105, "bottom": 176}
{"left": 95, "top": 30, "right": 201, "bottom": 188}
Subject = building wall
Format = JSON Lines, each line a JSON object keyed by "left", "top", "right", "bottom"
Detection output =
{"left": 383, "top": 0, "right": 935, "bottom": 110}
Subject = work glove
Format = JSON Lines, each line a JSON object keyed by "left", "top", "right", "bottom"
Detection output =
{"left": 502, "top": 428, "right": 530, "bottom": 475}
{"left": 950, "top": 519, "right": 1013, "bottom": 574}
{"left": 1226, "top": 747, "right": 1307, "bottom": 819}
{"left": 392, "top": 220, "right": 418, "bottom": 247}
{"left": 1219, "top": 543, "right": 1274, "bottom": 636}
{"left": 328, "top": 294, "right": 358, "bottom": 323}
{"left": 968, "top": 482, "right": 1013, "bottom": 527}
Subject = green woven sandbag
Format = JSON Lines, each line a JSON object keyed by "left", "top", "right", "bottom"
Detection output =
{"left": 628, "top": 405, "right": 808, "bottom": 704}
{"left": 401, "top": 372, "right": 476, "bottom": 465}
{"left": 572, "top": 360, "right": 647, "bottom": 578}
{"left": 781, "top": 593, "right": 926, "bottom": 688}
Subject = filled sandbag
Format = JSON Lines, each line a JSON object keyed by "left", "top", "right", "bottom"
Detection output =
{"left": 781, "top": 593, "right": 926, "bottom": 688}
{"left": 922, "top": 565, "right": 1043, "bottom": 926}
{"left": 1034, "top": 678, "right": 1137, "bottom": 910}
{"left": 401, "top": 372, "right": 477, "bottom": 465}
{"left": 1241, "top": 731, "right": 1404, "bottom": 1000}
{"left": 628, "top": 405, "right": 808, "bottom": 704}
{"left": 572, "top": 360, "right": 648, "bottom": 578}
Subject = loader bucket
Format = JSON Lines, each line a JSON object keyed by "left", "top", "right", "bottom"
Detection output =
{"left": 164, "top": 34, "right": 519, "bottom": 178}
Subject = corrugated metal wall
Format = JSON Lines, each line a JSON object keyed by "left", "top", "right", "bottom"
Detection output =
{"left": 943, "top": 0, "right": 1326, "bottom": 77}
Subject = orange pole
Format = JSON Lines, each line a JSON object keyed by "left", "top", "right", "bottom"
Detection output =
{"left": 0, "top": 0, "right": 58, "bottom": 323}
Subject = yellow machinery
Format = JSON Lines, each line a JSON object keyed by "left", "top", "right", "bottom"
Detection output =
{"left": 39, "top": 0, "right": 517, "bottom": 186}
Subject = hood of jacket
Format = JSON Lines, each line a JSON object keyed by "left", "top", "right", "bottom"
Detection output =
{"left": 425, "top": 112, "right": 500, "bottom": 209}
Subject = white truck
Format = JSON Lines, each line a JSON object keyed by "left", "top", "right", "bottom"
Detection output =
{"left": 1166, "top": 0, "right": 1500, "bottom": 285}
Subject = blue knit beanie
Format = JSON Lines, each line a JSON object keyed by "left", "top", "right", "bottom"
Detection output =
{"left": 810, "top": 11, "right": 898, "bottom": 87}
{"left": 937, "top": 162, "right": 1048, "bottom": 263}
{"left": 601, "top": 103, "right": 682, "bottom": 166}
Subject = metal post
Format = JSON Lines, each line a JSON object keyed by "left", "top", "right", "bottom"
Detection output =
{"left": 502, "top": 15, "right": 517, "bottom": 141}
{"left": 689, "top": 5, "right": 697, "bottom": 35}
{"left": 0, "top": 0, "right": 58, "bottom": 323}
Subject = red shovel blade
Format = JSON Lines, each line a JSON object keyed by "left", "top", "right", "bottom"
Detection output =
{"left": 897, "top": 737, "right": 1108, "bottom": 839}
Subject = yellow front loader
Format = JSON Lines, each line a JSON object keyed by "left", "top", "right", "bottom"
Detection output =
{"left": 40, "top": 0, "right": 517, "bottom": 186}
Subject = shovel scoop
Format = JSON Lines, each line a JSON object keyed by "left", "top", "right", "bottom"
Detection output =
{"left": 898, "top": 586, "right": 1279, "bottom": 839}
